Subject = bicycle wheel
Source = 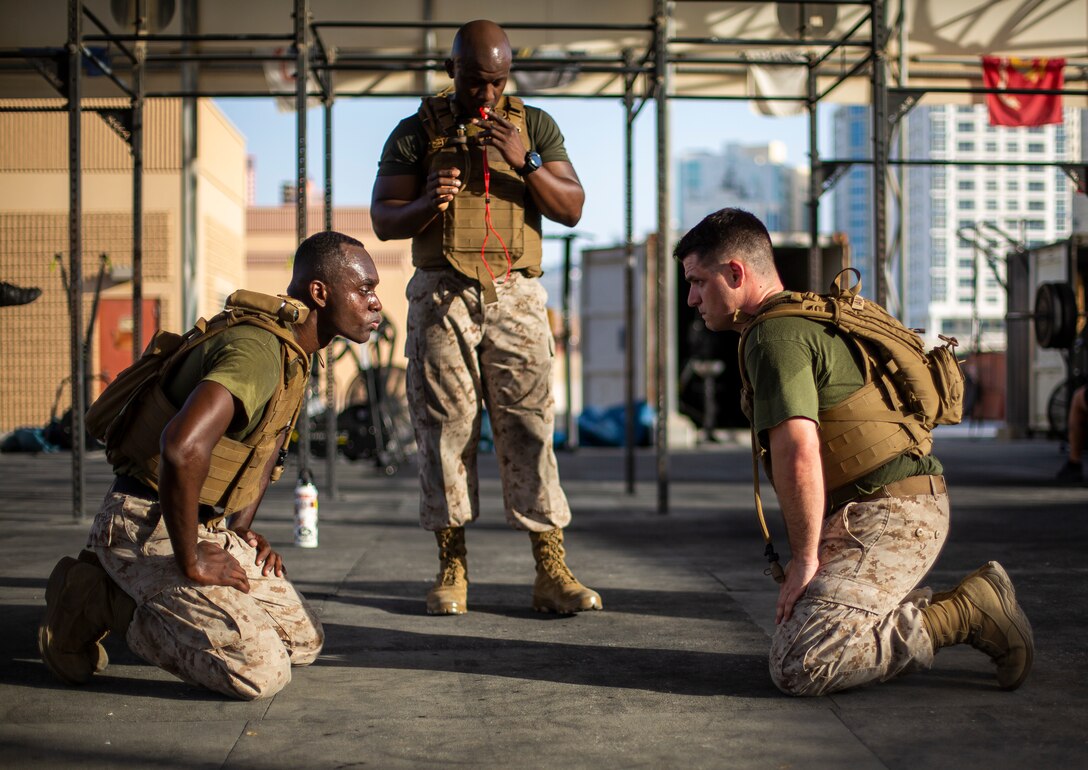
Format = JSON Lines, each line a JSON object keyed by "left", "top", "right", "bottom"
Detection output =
{"left": 1048, "top": 379, "right": 1070, "bottom": 440}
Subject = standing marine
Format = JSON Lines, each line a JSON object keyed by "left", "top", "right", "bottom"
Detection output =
{"left": 370, "top": 19, "right": 601, "bottom": 616}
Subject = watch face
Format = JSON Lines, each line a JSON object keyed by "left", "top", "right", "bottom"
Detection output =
{"left": 526, "top": 152, "right": 542, "bottom": 169}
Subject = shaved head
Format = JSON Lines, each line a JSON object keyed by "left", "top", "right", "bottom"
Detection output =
{"left": 450, "top": 19, "right": 511, "bottom": 65}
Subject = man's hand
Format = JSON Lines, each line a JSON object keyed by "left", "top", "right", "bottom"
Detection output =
{"left": 232, "top": 526, "right": 286, "bottom": 578}
{"left": 776, "top": 557, "right": 819, "bottom": 625}
{"left": 185, "top": 540, "right": 251, "bottom": 593}
{"left": 475, "top": 109, "right": 527, "bottom": 169}
{"left": 426, "top": 167, "right": 462, "bottom": 212}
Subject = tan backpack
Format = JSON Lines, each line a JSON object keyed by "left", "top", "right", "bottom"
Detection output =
{"left": 738, "top": 269, "right": 964, "bottom": 583}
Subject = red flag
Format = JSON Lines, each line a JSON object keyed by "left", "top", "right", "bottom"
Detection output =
{"left": 981, "top": 57, "right": 1065, "bottom": 127}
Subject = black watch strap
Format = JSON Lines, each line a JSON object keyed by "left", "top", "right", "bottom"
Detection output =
{"left": 518, "top": 151, "right": 542, "bottom": 177}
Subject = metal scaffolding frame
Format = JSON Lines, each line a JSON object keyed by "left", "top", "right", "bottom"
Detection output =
{"left": 2, "top": 0, "right": 1084, "bottom": 520}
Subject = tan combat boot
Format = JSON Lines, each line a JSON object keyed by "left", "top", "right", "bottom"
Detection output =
{"left": 38, "top": 550, "right": 136, "bottom": 685}
{"left": 920, "top": 561, "right": 1034, "bottom": 690}
{"left": 529, "top": 529, "right": 603, "bottom": 614}
{"left": 426, "top": 527, "right": 468, "bottom": 615}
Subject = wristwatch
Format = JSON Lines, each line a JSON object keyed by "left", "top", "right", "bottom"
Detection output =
{"left": 517, "top": 151, "right": 542, "bottom": 177}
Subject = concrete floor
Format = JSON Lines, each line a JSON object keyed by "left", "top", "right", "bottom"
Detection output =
{"left": 1, "top": 431, "right": 1085, "bottom": 768}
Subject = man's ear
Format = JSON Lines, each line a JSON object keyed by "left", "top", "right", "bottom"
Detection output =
{"left": 309, "top": 280, "right": 329, "bottom": 309}
{"left": 726, "top": 259, "right": 745, "bottom": 287}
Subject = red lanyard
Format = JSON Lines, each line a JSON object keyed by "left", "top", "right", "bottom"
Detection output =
{"left": 479, "top": 141, "right": 512, "bottom": 286}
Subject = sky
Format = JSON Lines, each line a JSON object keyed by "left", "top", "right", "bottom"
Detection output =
{"left": 216, "top": 96, "right": 834, "bottom": 274}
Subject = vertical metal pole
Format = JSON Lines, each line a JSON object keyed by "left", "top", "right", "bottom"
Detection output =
{"left": 323, "top": 94, "right": 337, "bottom": 497}
{"left": 654, "top": 0, "right": 672, "bottom": 514}
{"left": 132, "top": 0, "right": 146, "bottom": 360}
{"left": 421, "top": 0, "right": 436, "bottom": 95}
{"left": 896, "top": 0, "right": 910, "bottom": 324}
{"left": 180, "top": 0, "right": 198, "bottom": 328}
{"left": 561, "top": 234, "right": 574, "bottom": 448}
{"left": 295, "top": 0, "right": 312, "bottom": 475}
{"left": 68, "top": 0, "right": 84, "bottom": 521}
{"left": 807, "top": 59, "right": 820, "bottom": 291}
{"left": 870, "top": 0, "right": 889, "bottom": 307}
{"left": 623, "top": 50, "right": 636, "bottom": 494}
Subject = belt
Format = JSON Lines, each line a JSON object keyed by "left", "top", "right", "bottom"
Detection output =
{"left": 852, "top": 474, "right": 947, "bottom": 504}
{"left": 111, "top": 474, "right": 222, "bottom": 524}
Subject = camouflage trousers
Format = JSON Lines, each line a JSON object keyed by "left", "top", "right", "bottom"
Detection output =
{"left": 87, "top": 491, "right": 324, "bottom": 700}
{"left": 769, "top": 488, "right": 950, "bottom": 696}
{"left": 405, "top": 268, "right": 571, "bottom": 532}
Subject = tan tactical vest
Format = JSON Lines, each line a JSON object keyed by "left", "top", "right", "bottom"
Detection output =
{"left": 738, "top": 275, "right": 961, "bottom": 492}
{"left": 88, "top": 291, "right": 311, "bottom": 517}
{"left": 413, "top": 94, "right": 543, "bottom": 302}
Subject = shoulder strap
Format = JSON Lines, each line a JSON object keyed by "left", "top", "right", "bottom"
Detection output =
{"left": 418, "top": 95, "right": 460, "bottom": 151}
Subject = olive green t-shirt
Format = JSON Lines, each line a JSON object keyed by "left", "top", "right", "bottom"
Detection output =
{"left": 163, "top": 325, "right": 284, "bottom": 440}
{"left": 744, "top": 312, "right": 942, "bottom": 503}
{"left": 376, "top": 103, "right": 571, "bottom": 177}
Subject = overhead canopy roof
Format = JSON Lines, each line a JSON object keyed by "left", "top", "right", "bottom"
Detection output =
{"left": 1, "top": 1, "right": 1085, "bottom": 106}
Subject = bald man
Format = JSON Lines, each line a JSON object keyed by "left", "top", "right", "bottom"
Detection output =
{"left": 371, "top": 19, "right": 601, "bottom": 617}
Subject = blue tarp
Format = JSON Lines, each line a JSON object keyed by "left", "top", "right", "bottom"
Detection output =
{"left": 577, "top": 401, "right": 655, "bottom": 447}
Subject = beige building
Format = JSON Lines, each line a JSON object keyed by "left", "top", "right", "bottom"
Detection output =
{"left": 0, "top": 98, "right": 247, "bottom": 434}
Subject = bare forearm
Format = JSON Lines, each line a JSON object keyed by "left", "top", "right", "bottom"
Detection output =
{"left": 371, "top": 198, "right": 440, "bottom": 241}
{"left": 158, "top": 453, "right": 208, "bottom": 575}
{"left": 769, "top": 423, "right": 825, "bottom": 565}
{"left": 525, "top": 169, "right": 584, "bottom": 227}
{"left": 227, "top": 432, "right": 285, "bottom": 532}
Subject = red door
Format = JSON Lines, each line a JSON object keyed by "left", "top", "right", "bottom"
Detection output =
{"left": 97, "top": 298, "right": 160, "bottom": 397}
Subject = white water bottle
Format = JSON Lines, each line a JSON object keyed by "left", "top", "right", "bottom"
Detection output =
{"left": 294, "top": 469, "right": 319, "bottom": 548}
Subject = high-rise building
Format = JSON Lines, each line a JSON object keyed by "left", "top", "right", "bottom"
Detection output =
{"left": 832, "top": 104, "right": 1082, "bottom": 350}
{"left": 678, "top": 141, "right": 809, "bottom": 236}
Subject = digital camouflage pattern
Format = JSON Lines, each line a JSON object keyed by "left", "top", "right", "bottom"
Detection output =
{"left": 405, "top": 268, "right": 570, "bottom": 533}
{"left": 769, "top": 490, "right": 950, "bottom": 696}
{"left": 88, "top": 491, "right": 324, "bottom": 700}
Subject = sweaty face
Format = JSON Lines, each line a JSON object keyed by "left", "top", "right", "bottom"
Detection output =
{"left": 449, "top": 49, "right": 510, "bottom": 115}
{"left": 682, "top": 254, "right": 737, "bottom": 332}
{"left": 323, "top": 245, "right": 383, "bottom": 345}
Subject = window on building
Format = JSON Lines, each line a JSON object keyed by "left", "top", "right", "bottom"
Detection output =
{"left": 958, "top": 199, "right": 976, "bottom": 210}
{"left": 957, "top": 106, "right": 974, "bottom": 114}
{"left": 1028, "top": 200, "right": 1045, "bottom": 211}
{"left": 1028, "top": 126, "right": 1044, "bottom": 134}
{"left": 958, "top": 219, "right": 974, "bottom": 230}
{"left": 985, "top": 179, "right": 998, "bottom": 191}
{"left": 933, "top": 135, "right": 947, "bottom": 151}
{"left": 942, "top": 318, "right": 971, "bottom": 336}
{"left": 934, "top": 214, "right": 946, "bottom": 228}
{"left": 958, "top": 121, "right": 975, "bottom": 132}
{"left": 958, "top": 258, "right": 974, "bottom": 270}
{"left": 958, "top": 179, "right": 975, "bottom": 190}
{"left": 985, "top": 142, "right": 998, "bottom": 153}
{"left": 1007, "top": 179, "right": 1019, "bottom": 191}
{"left": 932, "top": 276, "right": 947, "bottom": 298}
{"left": 1027, "top": 142, "right": 1045, "bottom": 153}
{"left": 986, "top": 199, "right": 998, "bottom": 210}
{"left": 1008, "top": 200, "right": 1019, "bottom": 211}
{"left": 1006, "top": 141, "right": 1018, "bottom": 152}
{"left": 962, "top": 165, "right": 976, "bottom": 171}
{"left": 1028, "top": 181, "right": 1045, "bottom": 191}
{"left": 1027, "top": 220, "right": 1045, "bottom": 231}
{"left": 958, "top": 141, "right": 975, "bottom": 152}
